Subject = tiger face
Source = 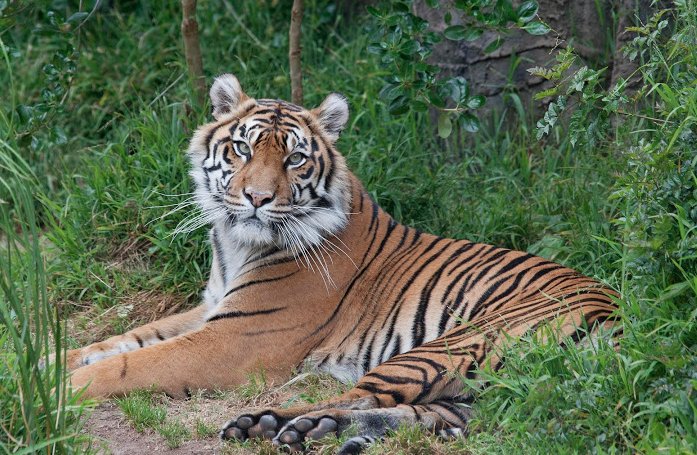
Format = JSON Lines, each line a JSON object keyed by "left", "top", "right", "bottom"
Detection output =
{"left": 187, "top": 74, "right": 351, "bottom": 249}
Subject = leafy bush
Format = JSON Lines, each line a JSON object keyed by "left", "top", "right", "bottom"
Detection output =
{"left": 465, "top": 2, "right": 697, "bottom": 452}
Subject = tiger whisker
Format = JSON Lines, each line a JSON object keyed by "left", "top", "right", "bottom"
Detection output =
{"left": 284, "top": 216, "right": 336, "bottom": 290}
{"left": 279, "top": 219, "right": 314, "bottom": 273}
{"left": 286, "top": 213, "right": 356, "bottom": 270}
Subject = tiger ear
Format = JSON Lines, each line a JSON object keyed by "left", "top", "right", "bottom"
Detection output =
{"left": 210, "top": 74, "right": 249, "bottom": 119}
{"left": 311, "top": 93, "right": 349, "bottom": 142}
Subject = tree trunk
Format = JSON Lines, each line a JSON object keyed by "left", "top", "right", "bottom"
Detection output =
{"left": 610, "top": 0, "right": 661, "bottom": 91}
{"left": 414, "top": 0, "right": 613, "bottom": 114}
{"left": 181, "top": 0, "right": 206, "bottom": 106}
{"left": 289, "top": 0, "right": 304, "bottom": 106}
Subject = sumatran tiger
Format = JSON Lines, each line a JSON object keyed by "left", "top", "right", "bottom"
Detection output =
{"left": 66, "top": 74, "right": 619, "bottom": 453}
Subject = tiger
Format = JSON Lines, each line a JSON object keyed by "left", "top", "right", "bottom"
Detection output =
{"left": 66, "top": 74, "right": 619, "bottom": 453}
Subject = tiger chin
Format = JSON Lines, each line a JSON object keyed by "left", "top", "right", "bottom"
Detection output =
{"left": 66, "top": 74, "right": 620, "bottom": 454}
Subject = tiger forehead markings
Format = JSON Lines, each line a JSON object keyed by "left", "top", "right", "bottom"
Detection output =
{"left": 65, "top": 73, "right": 619, "bottom": 454}
{"left": 204, "top": 102, "right": 337, "bottom": 211}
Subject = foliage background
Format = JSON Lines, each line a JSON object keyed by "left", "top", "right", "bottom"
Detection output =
{"left": 0, "top": 0, "right": 695, "bottom": 452}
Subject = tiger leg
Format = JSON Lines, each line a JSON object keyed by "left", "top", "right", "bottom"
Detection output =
{"left": 64, "top": 305, "right": 208, "bottom": 371}
{"left": 70, "top": 312, "right": 312, "bottom": 399}
{"left": 227, "top": 297, "right": 617, "bottom": 450}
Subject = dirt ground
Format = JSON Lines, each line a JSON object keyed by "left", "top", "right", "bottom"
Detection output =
{"left": 85, "top": 401, "right": 226, "bottom": 454}
{"left": 82, "top": 374, "right": 346, "bottom": 455}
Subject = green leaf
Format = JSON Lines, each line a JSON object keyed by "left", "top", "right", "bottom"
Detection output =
{"left": 466, "top": 95, "right": 486, "bottom": 109}
{"left": 379, "top": 83, "right": 404, "bottom": 101}
{"left": 393, "top": 2, "right": 410, "bottom": 13}
{"left": 446, "top": 76, "right": 468, "bottom": 103}
{"left": 388, "top": 95, "right": 410, "bottom": 115}
{"left": 464, "top": 28, "right": 484, "bottom": 41}
{"left": 459, "top": 113, "right": 480, "bottom": 133}
{"left": 517, "top": 1, "right": 538, "bottom": 22}
{"left": 66, "top": 12, "right": 88, "bottom": 24}
{"left": 437, "top": 113, "right": 453, "bottom": 138}
{"left": 367, "top": 43, "right": 386, "bottom": 55}
{"left": 443, "top": 25, "right": 468, "bottom": 40}
{"left": 533, "top": 87, "right": 558, "bottom": 100}
{"left": 400, "top": 40, "right": 421, "bottom": 55}
{"left": 412, "top": 100, "right": 429, "bottom": 112}
{"left": 523, "top": 21, "right": 550, "bottom": 35}
{"left": 428, "top": 89, "right": 446, "bottom": 108}
{"left": 425, "top": 0, "right": 439, "bottom": 7}
{"left": 366, "top": 6, "right": 381, "bottom": 17}
{"left": 484, "top": 36, "right": 503, "bottom": 53}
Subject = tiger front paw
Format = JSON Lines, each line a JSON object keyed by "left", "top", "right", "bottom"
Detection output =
{"left": 273, "top": 413, "right": 340, "bottom": 451}
{"left": 38, "top": 348, "right": 87, "bottom": 371}
{"left": 221, "top": 410, "right": 287, "bottom": 442}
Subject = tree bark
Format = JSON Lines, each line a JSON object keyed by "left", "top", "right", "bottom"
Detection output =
{"left": 289, "top": 0, "right": 304, "bottom": 106}
{"left": 414, "top": 0, "right": 612, "bottom": 114}
{"left": 181, "top": 0, "right": 206, "bottom": 106}
{"left": 610, "top": 0, "right": 661, "bottom": 91}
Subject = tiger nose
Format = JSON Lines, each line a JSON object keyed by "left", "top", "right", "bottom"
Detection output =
{"left": 243, "top": 188, "right": 275, "bottom": 208}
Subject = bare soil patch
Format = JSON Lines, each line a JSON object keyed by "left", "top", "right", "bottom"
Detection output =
{"left": 82, "top": 374, "right": 348, "bottom": 454}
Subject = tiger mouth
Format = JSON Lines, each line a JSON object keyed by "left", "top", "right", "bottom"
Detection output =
{"left": 240, "top": 216, "right": 265, "bottom": 226}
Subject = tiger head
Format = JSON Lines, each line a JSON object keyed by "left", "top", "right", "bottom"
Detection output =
{"left": 187, "top": 74, "right": 352, "bottom": 249}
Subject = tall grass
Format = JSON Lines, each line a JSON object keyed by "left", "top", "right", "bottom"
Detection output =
{"left": 0, "top": 35, "right": 89, "bottom": 454}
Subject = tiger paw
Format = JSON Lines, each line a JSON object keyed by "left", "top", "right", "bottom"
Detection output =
{"left": 38, "top": 348, "right": 86, "bottom": 371}
{"left": 273, "top": 415, "right": 339, "bottom": 451}
{"left": 221, "top": 411, "right": 285, "bottom": 441}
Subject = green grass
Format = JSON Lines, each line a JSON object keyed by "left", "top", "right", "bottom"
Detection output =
{"left": 117, "top": 390, "right": 191, "bottom": 448}
{"left": 0, "top": 10, "right": 90, "bottom": 452}
{"left": 1, "top": 0, "right": 696, "bottom": 453}
{"left": 194, "top": 418, "right": 220, "bottom": 439}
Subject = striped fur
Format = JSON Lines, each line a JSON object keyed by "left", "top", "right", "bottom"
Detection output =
{"left": 66, "top": 75, "right": 619, "bottom": 451}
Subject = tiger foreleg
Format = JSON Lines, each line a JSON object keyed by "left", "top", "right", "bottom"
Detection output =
{"left": 63, "top": 305, "right": 208, "bottom": 371}
{"left": 68, "top": 315, "right": 275, "bottom": 398}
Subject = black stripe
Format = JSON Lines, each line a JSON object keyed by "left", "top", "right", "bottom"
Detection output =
{"left": 354, "top": 382, "right": 406, "bottom": 404}
{"left": 207, "top": 306, "right": 285, "bottom": 322}
{"left": 120, "top": 356, "right": 128, "bottom": 379}
{"left": 363, "top": 372, "right": 424, "bottom": 385}
{"left": 223, "top": 270, "right": 298, "bottom": 297}
{"left": 212, "top": 228, "right": 227, "bottom": 286}
{"left": 412, "top": 242, "right": 476, "bottom": 346}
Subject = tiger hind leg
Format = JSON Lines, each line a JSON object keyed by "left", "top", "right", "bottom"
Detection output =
{"left": 222, "top": 295, "right": 618, "bottom": 451}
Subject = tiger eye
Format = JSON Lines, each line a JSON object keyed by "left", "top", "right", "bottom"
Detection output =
{"left": 288, "top": 152, "right": 305, "bottom": 165}
{"left": 237, "top": 142, "right": 251, "bottom": 156}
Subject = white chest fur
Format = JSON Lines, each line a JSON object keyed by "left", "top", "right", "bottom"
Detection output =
{"left": 202, "top": 222, "right": 252, "bottom": 314}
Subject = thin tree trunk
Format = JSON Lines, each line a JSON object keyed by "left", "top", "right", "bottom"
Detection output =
{"left": 610, "top": 0, "right": 657, "bottom": 92}
{"left": 289, "top": 0, "right": 304, "bottom": 105}
{"left": 181, "top": 0, "right": 206, "bottom": 106}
